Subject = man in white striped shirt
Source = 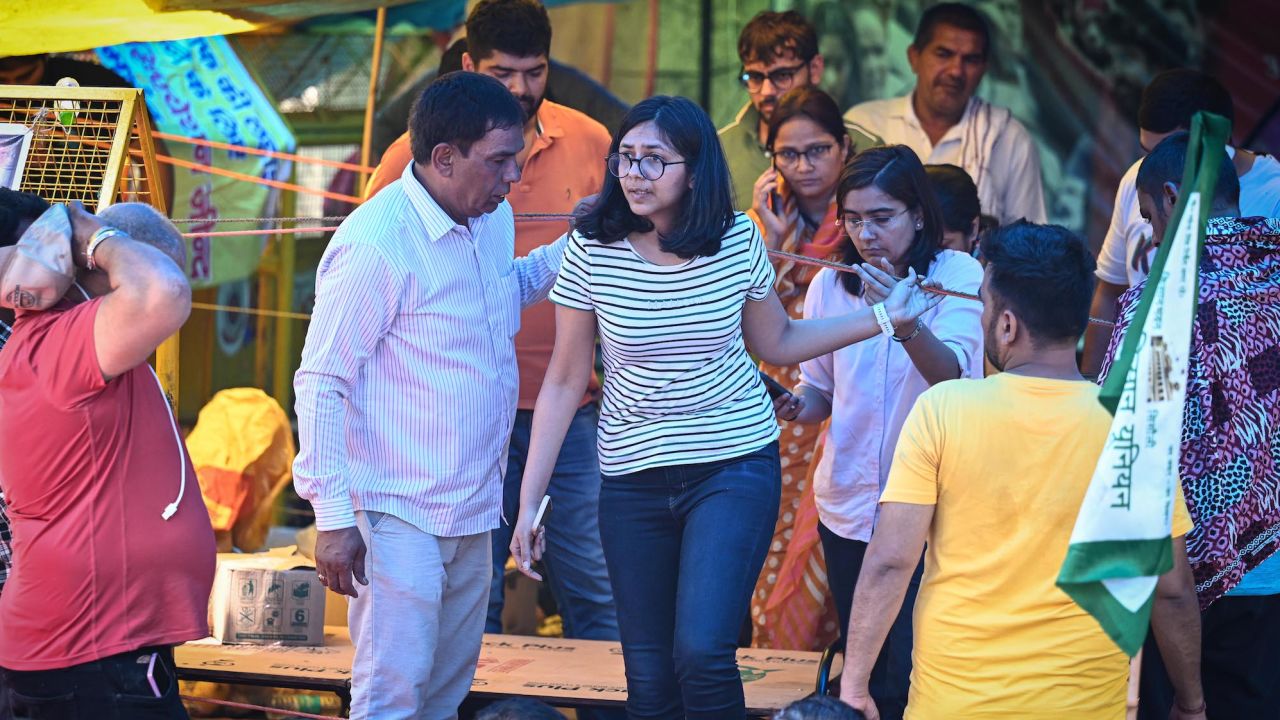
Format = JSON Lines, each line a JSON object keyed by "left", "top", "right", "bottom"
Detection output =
{"left": 293, "top": 72, "right": 565, "bottom": 719}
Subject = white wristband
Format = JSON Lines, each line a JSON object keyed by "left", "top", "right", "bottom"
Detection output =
{"left": 872, "top": 302, "right": 896, "bottom": 338}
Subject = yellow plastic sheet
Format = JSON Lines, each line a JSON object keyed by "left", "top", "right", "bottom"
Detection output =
{"left": 0, "top": 0, "right": 419, "bottom": 56}
{"left": 0, "top": 1, "right": 263, "bottom": 56}
{"left": 186, "top": 387, "right": 295, "bottom": 553}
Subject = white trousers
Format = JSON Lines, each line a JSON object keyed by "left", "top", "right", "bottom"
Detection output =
{"left": 348, "top": 510, "right": 491, "bottom": 720}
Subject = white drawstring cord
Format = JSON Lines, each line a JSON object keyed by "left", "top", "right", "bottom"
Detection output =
{"left": 72, "top": 282, "right": 186, "bottom": 520}
{"left": 149, "top": 365, "right": 186, "bottom": 521}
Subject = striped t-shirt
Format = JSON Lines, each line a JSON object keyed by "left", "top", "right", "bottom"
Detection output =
{"left": 550, "top": 212, "right": 781, "bottom": 476}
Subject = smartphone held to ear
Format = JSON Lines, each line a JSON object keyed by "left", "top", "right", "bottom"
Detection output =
{"left": 768, "top": 160, "right": 784, "bottom": 214}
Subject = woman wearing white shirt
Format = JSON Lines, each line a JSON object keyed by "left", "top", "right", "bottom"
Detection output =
{"left": 507, "top": 97, "right": 946, "bottom": 719}
{"left": 781, "top": 145, "right": 984, "bottom": 719}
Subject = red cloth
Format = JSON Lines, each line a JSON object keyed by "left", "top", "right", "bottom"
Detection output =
{"left": 0, "top": 298, "right": 215, "bottom": 670}
{"left": 796, "top": 203, "right": 842, "bottom": 258}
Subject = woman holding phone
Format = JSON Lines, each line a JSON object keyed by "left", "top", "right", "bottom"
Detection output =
{"left": 782, "top": 146, "right": 984, "bottom": 719}
{"left": 509, "top": 96, "right": 941, "bottom": 719}
{"left": 746, "top": 86, "right": 853, "bottom": 650}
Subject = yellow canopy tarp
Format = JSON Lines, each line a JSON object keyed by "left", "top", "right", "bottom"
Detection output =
{"left": 0, "top": 0, "right": 416, "bottom": 56}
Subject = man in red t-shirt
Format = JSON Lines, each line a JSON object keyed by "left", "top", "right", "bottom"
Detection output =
{"left": 0, "top": 201, "right": 215, "bottom": 719}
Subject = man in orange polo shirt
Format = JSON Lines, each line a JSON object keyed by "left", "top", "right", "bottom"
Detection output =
{"left": 365, "top": 0, "right": 618, "bottom": 656}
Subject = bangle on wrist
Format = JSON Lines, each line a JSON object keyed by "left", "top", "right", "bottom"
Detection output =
{"left": 871, "top": 302, "right": 896, "bottom": 338}
{"left": 891, "top": 318, "right": 923, "bottom": 343}
{"left": 85, "top": 227, "right": 126, "bottom": 271}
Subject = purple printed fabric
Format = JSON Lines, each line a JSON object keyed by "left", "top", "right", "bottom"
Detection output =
{"left": 1100, "top": 216, "right": 1280, "bottom": 609}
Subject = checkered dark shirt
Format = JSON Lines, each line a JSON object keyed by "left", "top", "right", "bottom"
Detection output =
{"left": 0, "top": 322, "right": 10, "bottom": 594}
{"left": 0, "top": 494, "right": 10, "bottom": 594}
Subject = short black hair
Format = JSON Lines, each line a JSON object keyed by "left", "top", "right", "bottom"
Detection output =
{"left": 576, "top": 95, "right": 735, "bottom": 259}
{"left": 465, "top": 0, "right": 552, "bottom": 62}
{"left": 440, "top": 37, "right": 467, "bottom": 75}
{"left": 0, "top": 188, "right": 50, "bottom": 246}
{"left": 409, "top": 71, "right": 525, "bottom": 162}
{"left": 1135, "top": 131, "right": 1239, "bottom": 211}
{"left": 766, "top": 86, "right": 849, "bottom": 158}
{"left": 913, "top": 3, "right": 991, "bottom": 60}
{"left": 982, "top": 221, "right": 1096, "bottom": 343}
{"left": 738, "top": 10, "right": 819, "bottom": 65}
{"left": 836, "top": 145, "right": 944, "bottom": 297}
{"left": 1138, "top": 69, "right": 1234, "bottom": 134}
{"left": 474, "top": 698, "right": 565, "bottom": 720}
{"left": 773, "top": 695, "right": 862, "bottom": 720}
{"left": 925, "top": 164, "right": 981, "bottom": 236}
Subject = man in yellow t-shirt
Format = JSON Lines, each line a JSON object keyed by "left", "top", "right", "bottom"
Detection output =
{"left": 838, "top": 222, "right": 1208, "bottom": 720}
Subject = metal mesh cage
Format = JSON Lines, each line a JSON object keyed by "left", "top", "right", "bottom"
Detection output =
{"left": 233, "top": 34, "right": 440, "bottom": 115}
{"left": 0, "top": 86, "right": 165, "bottom": 212}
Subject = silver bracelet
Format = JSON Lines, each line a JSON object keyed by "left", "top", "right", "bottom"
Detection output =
{"left": 85, "top": 227, "right": 126, "bottom": 271}
{"left": 891, "top": 318, "right": 923, "bottom": 343}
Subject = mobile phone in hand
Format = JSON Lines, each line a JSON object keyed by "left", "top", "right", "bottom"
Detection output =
{"left": 759, "top": 371, "right": 791, "bottom": 400}
{"left": 769, "top": 159, "right": 783, "bottom": 212}
{"left": 531, "top": 495, "right": 552, "bottom": 535}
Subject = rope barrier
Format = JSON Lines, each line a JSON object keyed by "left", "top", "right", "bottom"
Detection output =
{"left": 172, "top": 213, "right": 570, "bottom": 239}
{"left": 170, "top": 216, "right": 351, "bottom": 225}
{"left": 767, "top": 249, "right": 1116, "bottom": 327}
{"left": 767, "top": 249, "right": 982, "bottom": 300}
{"left": 154, "top": 154, "right": 365, "bottom": 204}
{"left": 166, "top": 214, "right": 1114, "bottom": 327}
{"left": 180, "top": 227, "right": 339, "bottom": 238}
{"left": 191, "top": 302, "right": 313, "bottom": 321}
{"left": 180, "top": 695, "right": 343, "bottom": 720}
{"left": 152, "top": 131, "right": 376, "bottom": 174}
{"left": 171, "top": 214, "right": 570, "bottom": 226}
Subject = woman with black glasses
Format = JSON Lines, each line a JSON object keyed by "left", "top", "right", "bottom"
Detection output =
{"left": 745, "top": 86, "right": 853, "bottom": 651}
{"left": 508, "top": 96, "right": 941, "bottom": 719}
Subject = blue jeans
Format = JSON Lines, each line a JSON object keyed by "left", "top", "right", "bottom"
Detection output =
{"left": 599, "top": 442, "right": 781, "bottom": 720}
{"left": 490, "top": 406, "right": 618, "bottom": 641}
{"left": 819, "top": 521, "right": 920, "bottom": 720}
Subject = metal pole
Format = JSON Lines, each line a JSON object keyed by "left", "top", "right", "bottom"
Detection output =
{"left": 643, "top": 0, "right": 659, "bottom": 99}
{"left": 698, "top": 0, "right": 712, "bottom": 111}
{"left": 359, "top": 5, "right": 388, "bottom": 196}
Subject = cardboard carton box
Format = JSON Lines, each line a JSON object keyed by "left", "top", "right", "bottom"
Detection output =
{"left": 210, "top": 546, "right": 325, "bottom": 646}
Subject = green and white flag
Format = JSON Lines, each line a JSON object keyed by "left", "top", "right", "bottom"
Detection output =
{"left": 1057, "top": 112, "right": 1230, "bottom": 656}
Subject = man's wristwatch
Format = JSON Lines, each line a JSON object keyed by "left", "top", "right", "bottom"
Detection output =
{"left": 85, "top": 227, "right": 126, "bottom": 271}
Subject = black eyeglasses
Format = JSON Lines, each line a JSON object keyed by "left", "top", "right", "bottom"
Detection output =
{"left": 607, "top": 152, "right": 687, "bottom": 181}
{"left": 769, "top": 143, "right": 835, "bottom": 168}
{"left": 739, "top": 62, "right": 810, "bottom": 92}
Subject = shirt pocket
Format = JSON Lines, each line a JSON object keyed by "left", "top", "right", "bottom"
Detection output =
{"left": 493, "top": 264, "right": 522, "bottom": 340}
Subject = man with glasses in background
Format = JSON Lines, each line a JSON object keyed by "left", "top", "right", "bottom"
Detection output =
{"left": 720, "top": 10, "right": 880, "bottom": 210}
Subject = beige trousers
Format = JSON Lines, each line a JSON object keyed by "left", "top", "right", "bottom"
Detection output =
{"left": 348, "top": 510, "right": 490, "bottom": 720}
